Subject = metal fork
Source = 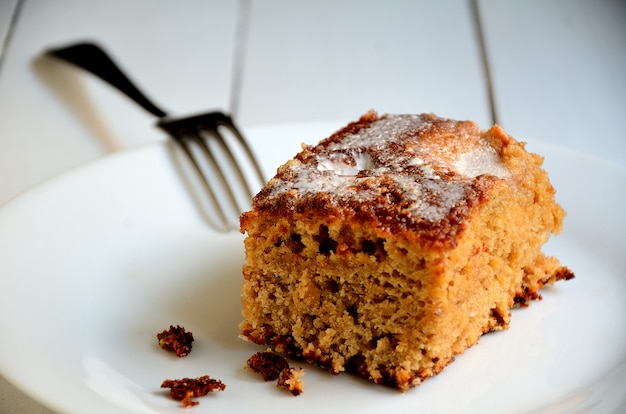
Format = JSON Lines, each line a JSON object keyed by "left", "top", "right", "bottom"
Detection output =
{"left": 46, "top": 42, "right": 265, "bottom": 231}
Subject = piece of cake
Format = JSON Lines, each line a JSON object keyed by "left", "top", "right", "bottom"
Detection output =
{"left": 239, "top": 111, "right": 574, "bottom": 391}
{"left": 156, "top": 325, "right": 194, "bottom": 357}
{"left": 161, "top": 375, "right": 225, "bottom": 407}
{"left": 246, "top": 350, "right": 306, "bottom": 395}
{"left": 277, "top": 367, "right": 305, "bottom": 396}
{"left": 246, "top": 349, "right": 290, "bottom": 381}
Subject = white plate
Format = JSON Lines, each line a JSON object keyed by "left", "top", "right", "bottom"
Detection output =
{"left": 0, "top": 123, "right": 625, "bottom": 414}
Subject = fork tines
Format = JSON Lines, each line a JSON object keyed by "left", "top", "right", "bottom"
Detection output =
{"left": 157, "top": 112, "right": 265, "bottom": 231}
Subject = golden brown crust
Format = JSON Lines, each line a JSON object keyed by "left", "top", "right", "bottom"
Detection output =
{"left": 243, "top": 112, "right": 516, "bottom": 248}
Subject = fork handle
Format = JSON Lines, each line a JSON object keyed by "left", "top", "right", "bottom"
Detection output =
{"left": 47, "top": 42, "right": 168, "bottom": 118}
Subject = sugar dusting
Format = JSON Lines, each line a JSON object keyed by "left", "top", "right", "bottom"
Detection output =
{"left": 265, "top": 114, "right": 510, "bottom": 223}
{"left": 317, "top": 151, "right": 376, "bottom": 176}
{"left": 325, "top": 114, "right": 431, "bottom": 151}
{"left": 453, "top": 146, "right": 509, "bottom": 179}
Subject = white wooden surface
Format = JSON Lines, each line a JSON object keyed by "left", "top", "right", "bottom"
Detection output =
{"left": 0, "top": 0, "right": 624, "bottom": 412}
{"left": 237, "top": 0, "right": 491, "bottom": 126}
{"left": 0, "top": 0, "right": 19, "bottom": 57}
{"left": 479, "top": 0, "right": 626, "bottom": 166}
{"left": 0, "top": 0, "right": 238, "bottom": 207}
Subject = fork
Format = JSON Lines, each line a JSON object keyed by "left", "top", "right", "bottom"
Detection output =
{"left": 46, "top": 42, "right": 265, "bottom": 231}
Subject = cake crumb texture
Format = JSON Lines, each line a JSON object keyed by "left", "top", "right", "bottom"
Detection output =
{"left": 239, "top": 111, "right": 574, "bottom": 391}
{"left": 156, "top": 325, "right": 194, "bottom": 357}
{"left": 277, "top": 367, "right": 305, "bottom": 396}
{"left": 247, "top": 349, "right": 290, "bottom": 381}
{"left": 161, "top": 375, "right": 225, "bottom": 407}
{"left": 247, "top": 349, "right": 306, "bottom": 395}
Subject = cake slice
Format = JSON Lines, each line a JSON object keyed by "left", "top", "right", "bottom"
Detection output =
{"left": 239, "top": 111, "right": 574, "bottom": 391}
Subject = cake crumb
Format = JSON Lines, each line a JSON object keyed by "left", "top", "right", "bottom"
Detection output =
{"left": 247, "top": 350, "right": 305, "bottom": 395}
{"left": 157, "top": 325, "right": 193, "bottom": 357}
{"left": 277, "top": 367, "right": 305, "bottom": 396}
{"left": 161, "top": 375, "right": 225, "bottom": 407}
{"left": 246, "top": 349, "right": 290, "bottom": 381}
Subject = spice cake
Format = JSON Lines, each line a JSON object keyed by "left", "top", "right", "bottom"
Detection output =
{"left": 239, "top": 111, "right": 574, "bottom": 391}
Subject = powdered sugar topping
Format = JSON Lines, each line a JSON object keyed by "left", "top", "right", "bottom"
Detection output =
{"left": 264, "top": 114, "right": 510, "bottom": 223}
{"left": 453, "top": 146, "right": 509, "bottom": 179}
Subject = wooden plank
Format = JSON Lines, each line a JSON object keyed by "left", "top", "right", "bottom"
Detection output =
{"left": 0, "top": 0, "right": 238, "bottom": 205}
{"left": 478, "top": 0, "right": 626, "bottom": 165}
{"left": 0, "top": 0, "right": 20, "bottom": 59}
{"left": 237, "top": 0, "right": 492, "bottom": 128}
